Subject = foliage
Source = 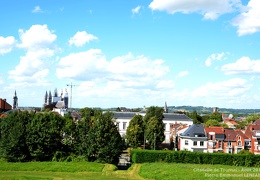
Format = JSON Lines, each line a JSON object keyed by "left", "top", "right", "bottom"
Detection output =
{"left": 131, "top": 149, "right": 260, "bottom": 167}
{"left": 88, "top": 111, "right": 124, "bottom": 164}
{"left": 143, "top": 106, "right": 164, "bottom": 124}
{"left": 0, "top": 111, "right": 32, "bottom": 162}
{"left": 186, "top": 110, "right": 203, "bottom": 124}
{"left": 126, "top": 114, "right": 144, "bottom": 148}
{"left": 245, "top": 114, "right": 260, "bottom": 124}
{"left": 205, "top": 119, "right": 221, "bottom": 127}
{"left": 0, "top": 107, "right": 124, "bottom": 164}
{"left": 143, "top": 106, "right": 165, "bottom": 149}
{"left": 145, "top": 116, "right": 165, "bottom": 150}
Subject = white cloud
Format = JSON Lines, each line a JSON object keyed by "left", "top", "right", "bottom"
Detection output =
{"left": 57, "top": 50, "right": 172, "bottom": 103}
{"left": 149, "top": 0, "right": 241, "bottom": 20}
{"left": 69, "top": 31, "right": 98, "bottom": 47}
{"left": 32, "top": 6, "right": 43, "bottom": 13}
{"left": 0, "top": 36, "right": 15, "bottom": 55}
{"left": 192, "top": 78, "right": 251, "bottom": 98}
{"left": 205, "top": 52, "right": 227, "bottom": 67}
{"left": 17, "top": 24, "right": 57, "bottom": 49}
{"left": 221, "top": 56, "right": 260, "bottom": 75}
{"left": 0, "top": 75, "right": 4, "bottom": 84}
{"left": 232, "top": 0, "right": 260, "bottom": 36}
{"left": 176, "top": 71, "right": 189, "bottom": 79}
{"left": 132, "top": 6, "right": 141, "bottom": 15}
{"left": 8, "top": 24, "right": 57, "bottom": 85}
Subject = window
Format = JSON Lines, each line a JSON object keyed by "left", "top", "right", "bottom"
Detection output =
{"left": 116, "top": 122, "right": 119, "bottom": 129}
{"left": 164, "top": 123, "right": 166, "bottom": 130}
{"left": 228, "top": 142, "right": 231, "bottom": 146}
{"left": 200, "top": 141, "right": 204, "bottom": 146}
{"left": 123, "top": 122, "right": 127, "bottom": 130}
{"left": 193, "top": 141, "right": 197, "bottom": 146}
{"left": 238, "top": 141, "right": 242, "bottom": 146}
{"left": 185, "top": 140, "right": 188, "bottom": 145}
{"left": 219, "top": 141, "right": 222, "bottom": 148}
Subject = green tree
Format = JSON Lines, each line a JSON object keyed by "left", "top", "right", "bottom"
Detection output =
{"left": 144, "top": 106, "right": 165, "bottom": 150}
{"left": 73, "top": 108, "right": 94, "bottom": 159}
{"left": 88, "top": 111, "right": 123, "bottom": 164}
{"left": 26, "top": 112, "right": 65, "bottom": 161}
{"left": 245, "top": 114, "right": 260, "bottom": 124}
{"left": 205, "top": 119, "right": 221, "bottom": 127}
{"left": 210, "top": 112, "right": 223, "bottom": 122}
{"left": 126, "top": 114, "right": 144, "bottom": 148}
{"left": 145, "top": 116, "right": 165, "bottom": 150}
{"left": 0, "top": 111, "right": 32, "bottom": 162}
{"left": 187, "top": 110, "right": 203, "bottom": 124}
{"left": 143, "top": 106, "right": 164, "bottom": 124}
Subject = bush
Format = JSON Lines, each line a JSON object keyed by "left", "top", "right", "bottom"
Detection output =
{"left": 131, "top": 149, "right": 260, "bottom": 167}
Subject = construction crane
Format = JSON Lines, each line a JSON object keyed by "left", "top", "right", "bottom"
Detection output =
{"left": 66, "top": 82, "right": 78, "bottom": 111}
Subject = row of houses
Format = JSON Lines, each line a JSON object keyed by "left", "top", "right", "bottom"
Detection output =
{"left": 177, "top": 120, "right": 260, "bottom": 154}
{"left": 113, "top": 111, "right": 193, "bottom": 144}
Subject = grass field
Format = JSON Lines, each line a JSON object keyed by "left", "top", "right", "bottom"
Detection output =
{"left": 1, "top": 161, "right": 260, "bottom": 180}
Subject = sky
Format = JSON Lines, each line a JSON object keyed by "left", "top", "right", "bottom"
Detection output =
{"left": 0, "top": 0, "right": 260, "bottom": 109}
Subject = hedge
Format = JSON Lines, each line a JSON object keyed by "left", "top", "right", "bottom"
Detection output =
{"left": 131, "top": 149, "right": 260, "bottom": 167}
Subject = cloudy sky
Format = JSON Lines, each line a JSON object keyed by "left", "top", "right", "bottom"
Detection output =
{"left": 1, "top": 0, "right": 260, "bottom": 109}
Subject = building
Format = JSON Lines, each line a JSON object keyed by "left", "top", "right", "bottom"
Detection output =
{"left": 205, "top": 126, "right": 225, "bottom": 153}
{"left": 0, "top": 98, "right": 12, "bottom": 112}
{"left": 179, "top": 124, "right": 208, "bottom": 152}
{"left": 245, "top": 124, "right": 260, "bottom": 154}
{"left": 44, "top": 88, "right": 69, "bottom": 109}
{"left": 113, "top": 109, "right": 193, "bottom": 143}
{"left": 13, "top": 90, "right": 18, "bottom": 109}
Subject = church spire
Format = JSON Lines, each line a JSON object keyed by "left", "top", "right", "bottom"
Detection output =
{"left": 164, "top": 101, "right": 168, "bottom": 113}
{"left": 13, "top": 90, "right": 18, "bottom": 109}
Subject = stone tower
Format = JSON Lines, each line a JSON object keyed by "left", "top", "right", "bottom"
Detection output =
{"left": 13, "top": 90, "right": 18, "bottom": 109}
{"left": 164, "top": 101, "right": 168, "bottom": 113}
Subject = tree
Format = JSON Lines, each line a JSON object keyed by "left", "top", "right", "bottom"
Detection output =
{"left": 245, "top": 114, "right": 260, "bottom": 124}
{"left": 0, "top": 111, "right": 32, "bottom": 162}
{"left": 187, "top": 110, "right": 203, "bottom": 124}
{"left": 88, "top": 111, "right": 123, "bottom": 164}
{"left": 126, "top": 114, "right": 144, "bottom": 148}
{"left": 26, "top": 112, "right": 65, "bottom": 161}
{"left": 73, "top": 108, "right": 94, "bottom": 159}
{"left": 143, "top": 106, "right": 164, "bottom": 124}
{"left": 205, "top": 119, "right": 221, "bottom": 127}
{"left": 144, "top": 106, "right": 165, "bottom": 149}
{"left": 145, "top": 116, "right": 165, "bottom": 150}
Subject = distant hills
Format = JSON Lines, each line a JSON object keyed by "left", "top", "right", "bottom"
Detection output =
{"left": 168, "top": 106, "right": 260, "bottom": 115}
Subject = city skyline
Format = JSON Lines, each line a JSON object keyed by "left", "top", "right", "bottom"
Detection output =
{"left": 0, "top": 0, "right": 260, "bottom": 109}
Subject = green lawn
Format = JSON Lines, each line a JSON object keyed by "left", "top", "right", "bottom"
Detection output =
{"left": 139, "top": 162, "right": 260, "bottom": 180}
{"left": 1, "top": 161, "right": 260, "bottom": 180}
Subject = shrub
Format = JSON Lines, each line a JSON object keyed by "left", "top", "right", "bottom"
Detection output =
{"left": 131, "top": 149, "right": 260, "bottom": 167}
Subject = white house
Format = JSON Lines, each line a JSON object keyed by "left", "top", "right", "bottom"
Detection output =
{"left": 113, "top": 111, "right": 193, "bottom": 143}
{"left": 179, "top": 124, "right": 208, "bottom": 152}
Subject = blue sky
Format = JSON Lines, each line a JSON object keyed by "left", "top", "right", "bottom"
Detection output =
{"left": 1, "top": 0, "right": 260, "bottom": 109}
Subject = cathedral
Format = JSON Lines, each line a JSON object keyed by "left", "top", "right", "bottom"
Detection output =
{"left": 43, "top": 88, "right": 69, "bottom": 109}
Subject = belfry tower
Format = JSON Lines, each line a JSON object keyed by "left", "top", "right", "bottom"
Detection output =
{"left": 13, "top": 90, "right": 18, "bottom": 109}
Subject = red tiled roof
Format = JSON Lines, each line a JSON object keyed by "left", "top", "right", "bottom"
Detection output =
{"left": 253, "top": 119, "right": 260, "bottom": 125}
{"left": 235, "top": 129, "right": 250, "bottom": 139}
{"left": 205, "top": 126, "right": 224, "bottom": 134}
{"left": 224, "top": 128, "right": 237, "bottom": 141}
{"left": 224, "top": 119, "right": 238, "bottom": 125}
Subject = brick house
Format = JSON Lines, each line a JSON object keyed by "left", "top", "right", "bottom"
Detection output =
{"left": 245, "top": 124, "right": 260, "bottom": 154}
{"left": 205, "top": 126, "right": 225, "bottom": 153}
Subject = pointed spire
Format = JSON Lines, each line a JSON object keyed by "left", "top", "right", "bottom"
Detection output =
{"left": 164, "top": 101, "right": 168, "bottom": 113}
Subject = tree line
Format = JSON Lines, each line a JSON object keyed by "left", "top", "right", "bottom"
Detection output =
{"left": 0, "top": 108, "right": 123, "bottom": 164}
{"left": 0, "top": 106, "right": 167, "bottom": 163}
